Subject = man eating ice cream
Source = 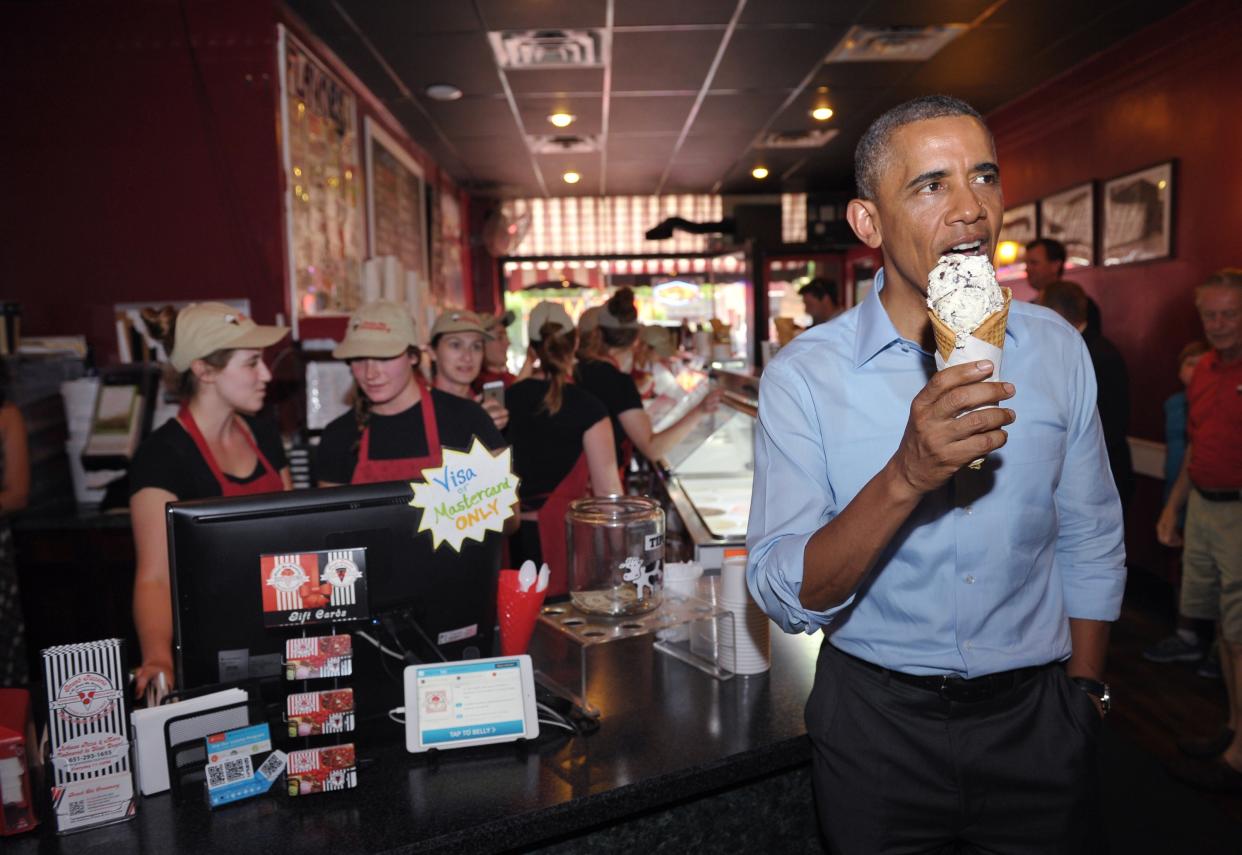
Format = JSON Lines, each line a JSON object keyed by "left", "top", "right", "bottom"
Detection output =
{"left": 746, "top": 95, "right": 1125, "bottom": 853}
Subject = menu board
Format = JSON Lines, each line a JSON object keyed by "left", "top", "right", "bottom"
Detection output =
{"left": 280, "top": 28, "right": 365, "bottom": 323}
{"left": 365, "top": 118, "right": 429, "bottom": 286}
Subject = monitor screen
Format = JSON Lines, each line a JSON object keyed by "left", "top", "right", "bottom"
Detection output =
{"left": 167, "top": 481, "right": 501, "bottom": 691}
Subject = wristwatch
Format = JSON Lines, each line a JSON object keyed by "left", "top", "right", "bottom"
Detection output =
{"left": 1070, "top": 677, "right": 1111, "bottom": 717}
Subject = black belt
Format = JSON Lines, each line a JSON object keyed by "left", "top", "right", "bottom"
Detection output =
{"left": 843, "top": 650, "right": 1052, "bottom": 703}
{"left": 1195, "top": 486, "right": 1242, "bottom": 503}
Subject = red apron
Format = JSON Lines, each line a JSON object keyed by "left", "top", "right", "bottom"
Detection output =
{"left": 350, "top": 384, "right": 443, "bottom": 483}
{"left": 177, "top": 407, "right": 285, "bottom": 496}
{"left": 526, "top": 452, "right": 591, "bottom": 598}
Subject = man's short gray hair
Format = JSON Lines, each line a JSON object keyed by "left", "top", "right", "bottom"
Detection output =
{"left": 854, "top": 95, "right": 988, "bottom": 200}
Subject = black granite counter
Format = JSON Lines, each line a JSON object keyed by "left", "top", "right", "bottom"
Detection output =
{"left": 11, "top": 631, "right": 822, "bottom": 854}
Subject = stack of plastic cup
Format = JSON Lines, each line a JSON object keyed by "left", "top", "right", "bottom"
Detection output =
{"left": 717, "top": 555, "right": 771, "bottom": 675}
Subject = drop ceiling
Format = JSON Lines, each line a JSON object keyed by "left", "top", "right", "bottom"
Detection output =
{"left": 285, "top": 0, "right": 1195, "bottom": 198}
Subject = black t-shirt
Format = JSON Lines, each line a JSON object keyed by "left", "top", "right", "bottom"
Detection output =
{"left": 129, "top": 413, "right": 288, "bottom": 499}
{"left": 1084, "top": 330, "right": 1133, "bottom": 505}
{"left": 315, "top": 389, "right": 504, "bottom": 484}
{"left": 575, "top": 358, "right": 643, "bottom": 461}
{"left": 505, "top": 379, "right": 609, "bottom": 505}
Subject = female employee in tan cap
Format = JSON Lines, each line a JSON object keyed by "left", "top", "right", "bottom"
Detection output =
{"left": 427, "top": 308, "right": 508, "bottom": 431}
{"left": 505, "top": 301, "right": 622, "bottom": 595}
{"left": 130, "top": 303, "right": 290, "bottom": 696}
{"left": 316, "top": 300, "right": 506, "bottom": 490}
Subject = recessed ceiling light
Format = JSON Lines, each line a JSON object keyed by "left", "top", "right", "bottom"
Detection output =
{"left": 562, "top": 170, "right": 581, "bottom": 184}
{"left": 751, "top": 166, "right": 770, "bottom": 180}
{"left": 548, "top": 112, "right": 575, "bottom": 128}
{"left": 811, "top": 105, "right": 834, "bottom": 121}
{"left": 425, "top": 83, "right": 463, "bottom": 101}
{"left": 811, "top": 86, "right": 834, "bottom": 121}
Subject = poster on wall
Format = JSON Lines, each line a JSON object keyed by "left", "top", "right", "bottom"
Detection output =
{"left": 1039, "top": 183, "right": 1094, "bottom": 268}
{"left": 1102, "top": 161, "right": 1174, "bottom": 266}
{"left": 365, "top": 117, "right": 429, "bottom": 295}
{"left": 279, "top": 26, "right": 365, "bottom": 334}
{"left": 432, "top": 184, "right": 468, "bottom": 309}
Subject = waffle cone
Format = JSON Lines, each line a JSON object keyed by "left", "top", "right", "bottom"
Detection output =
{"left": 929, "top": 288, "right": 1012, "bottom": 362}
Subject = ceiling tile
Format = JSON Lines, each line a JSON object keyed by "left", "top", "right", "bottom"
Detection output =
{"left": 608, "top": 96, "right": 696, "bottom": 133}
{"left": 854, "top": 0, "right": 998, "bottom": 26}
{"left": 606, "top": 133, "right": 679, "bottom": 161}
{"left": 614, "top": 0, "right": 738, "bottom": 27}
{"left": 739, "top": 0, "right": 869, "bottom": 25}
{"left": 693, "top": 92, "right": 781, "bottom": 134}
{"left": 676, "top": 134, "right": 749, "bottom": 162}
{"left": 422, "top": 97, "right": 519, "bottom": 138}
{"left": 713, "top": 26, "right": 842, "bottom": 91}
{"left": 476, "top": 0, "right": 607, "bottom": 30}
{"left": 330, "top": 0, "right": 482, "bottom": 34}
{"left": 504, "top": 67, "right": 605, "bottom": 96}
{"left": 611, "top": 30, "right": 722, "bottom": 91}
{"left": 383, "top": 32, "right": 504, "bottom": 97}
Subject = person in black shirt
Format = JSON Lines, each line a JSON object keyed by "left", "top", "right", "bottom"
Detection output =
{"left": 575, "top": 289, "right": 719, "bottom": 469}
{"left": 130, "top": 303, "right": 290, "bottom": 697}
{"left": 1040, "top": 281, "right": 1133, "bottom": 507}
{"left": 507, "top": 301, "right": 621, "bottom": 595}
{"left": 428, "top": 308, "right": 509, "bottom": 432}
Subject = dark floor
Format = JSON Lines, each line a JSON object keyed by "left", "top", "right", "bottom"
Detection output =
{"left": 1108, "top": 567, "right": 1242, "bottom": 824}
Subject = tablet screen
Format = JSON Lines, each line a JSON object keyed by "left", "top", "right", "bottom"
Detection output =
{"left": 412, "top": 659, "right": 529, "bottom": 747}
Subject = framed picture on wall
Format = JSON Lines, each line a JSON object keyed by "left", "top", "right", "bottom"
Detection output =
{"left": 1039, "top": 182, "right": 1094, "bottom": 268}
{"left": 1102, "top": 161, "right": 1174, "bottom": 266}
{"left": 996, "top": 202, "right": 1037, "bottom": 281}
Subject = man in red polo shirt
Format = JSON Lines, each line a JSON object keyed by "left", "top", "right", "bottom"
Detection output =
{"left": 1159, "top": 269, "right": 1242, "bottom": 791}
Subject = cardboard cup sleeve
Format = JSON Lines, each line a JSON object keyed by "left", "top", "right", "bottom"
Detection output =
{"left": 497, "top": 570, "right": 547, "bottom": 656}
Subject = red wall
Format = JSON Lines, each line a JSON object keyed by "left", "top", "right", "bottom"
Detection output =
{"left": 1, "top": 0, "right": 471, "bottom": 360}
{"left": 987, "top": 0, "right": 1242, "bottom": 581}
{"left": 989, "top": 0, "right": 1242, "bottom": 441}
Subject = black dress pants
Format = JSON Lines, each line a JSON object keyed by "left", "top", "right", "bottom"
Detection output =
{"left": 806, "top": 643, "right": 1104, "bottom": 855}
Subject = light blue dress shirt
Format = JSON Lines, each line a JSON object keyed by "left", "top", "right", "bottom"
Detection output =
{"left": 746, "top": 270, "right": 1126, "bottom": 677}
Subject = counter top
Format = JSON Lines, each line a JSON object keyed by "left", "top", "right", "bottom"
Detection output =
{"left": 13, "top": 630, "right": 822, "bottom": 854}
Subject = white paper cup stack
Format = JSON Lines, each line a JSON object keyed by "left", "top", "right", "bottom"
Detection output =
{"left": 717, "top": 556, "right": 770, "bottom": 675}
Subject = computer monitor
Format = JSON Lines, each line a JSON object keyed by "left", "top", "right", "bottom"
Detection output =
{"left": 167, "top": 481, "right": 501, "bottom": 691}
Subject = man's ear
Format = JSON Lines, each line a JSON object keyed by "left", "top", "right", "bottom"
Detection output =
{"left": 846, "top": 199, "right": 882, "bottom": 249}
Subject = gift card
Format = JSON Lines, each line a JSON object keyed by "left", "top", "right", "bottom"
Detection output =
{"left": 285, "top": 635, "right": 353, "bottom": 681}
{"left": 287, "top": 744, "right": 357, "bottom": 797}
{"left": 260, "top": 548, "right": 369, "bottom": 628}
{"left": 286, "top": 688, "right": 355, "bottom": 738}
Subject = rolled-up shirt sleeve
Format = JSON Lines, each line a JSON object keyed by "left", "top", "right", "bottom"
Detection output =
{"left": 746, "top": 360, "right": 850, "bottom": 634}
{"left": 1054, "top": 336, "right": 1127, "bottom": 620}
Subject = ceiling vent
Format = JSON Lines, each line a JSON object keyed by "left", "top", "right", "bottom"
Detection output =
{"left": 757, "top": 128, "right": 840, "bottom": 150}
{"left": 825, "top": 25, "right": 967, "bottom": 63}
{"left": 489, "top": 29, "right": 603, "bottom": 69}
{"left": 527, "top": 134, "right": 601, "bottom": 154}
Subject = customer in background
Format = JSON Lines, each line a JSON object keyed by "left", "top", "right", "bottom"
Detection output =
{"left": 131, "top": 303, "right": 291, "bottom": 696}
{"left": 1025, "top": 237, "right": 1102, "bottom": 333}
{"left": 428, "top": 308, "right": 508, "bottom": 431}
{"left": 1158, "top": 269, "right": 1242, "bottom": 792}
{"left": 576, "top": 289, "right": 719, "bottom": 471}
{"left": 1144, "top": 340, "right": 1215, "bottom": 671}
{"left": 506, "top": 301, "right": 621, "bottom": 595}
{"left": 798, "top": 277, "right": 842, "bottom": 326}
{"left": 0, "top": 359, "right": 30, "bottom": 687}
{"left": 1039, "top": 280, "right": 1134, "bottom": 508}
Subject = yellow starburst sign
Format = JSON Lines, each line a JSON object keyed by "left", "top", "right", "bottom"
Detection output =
{"left": 408, "top": 439, "right": 520, "bottom": 551}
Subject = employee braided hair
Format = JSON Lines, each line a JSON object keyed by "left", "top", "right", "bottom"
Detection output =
{"left": 140, "top": 305, "right": 232, "bottom": 400}
{"left": 535, "top": 323, "right": 577, "bottom": 416}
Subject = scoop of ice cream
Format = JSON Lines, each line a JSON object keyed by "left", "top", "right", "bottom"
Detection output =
{"left": 927, "top": 254, "right": 1005, "bottom": 348}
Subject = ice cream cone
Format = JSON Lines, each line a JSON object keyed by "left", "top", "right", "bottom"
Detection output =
{"left": 497, "top": 569, "right": 547, "bottom": 656}
{"left": 929, "top": 287, "right": 1012, "bottom": 361}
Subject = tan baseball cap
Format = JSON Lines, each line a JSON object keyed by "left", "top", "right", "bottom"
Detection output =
{"left": 577, "top": 305, "right": 604, "bottom": 334}
{"left": 430, "top": 309, "right": 492, "bottom": 342}
{"left": 528, "top": 301, "right": 574, "bottom": 342}
{"left": 168, "top": 303, "right": 288, "bottom": 372}
{"left": 477, "top": 309, "right": 516, "bottom": 332}
{"left": 332, "top": 300, "right": 419, "bottom": 360}
{"left": 641, "top": 325, "right": 677, "bottom": 358}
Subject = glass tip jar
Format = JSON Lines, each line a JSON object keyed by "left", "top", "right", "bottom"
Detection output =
{"left": 565, "top": 495, "right": 665, "bottom": 616}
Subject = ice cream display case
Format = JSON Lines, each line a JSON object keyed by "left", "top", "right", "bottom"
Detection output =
{"left": 654, "top": 370, "right": 759, "bottom": 570}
